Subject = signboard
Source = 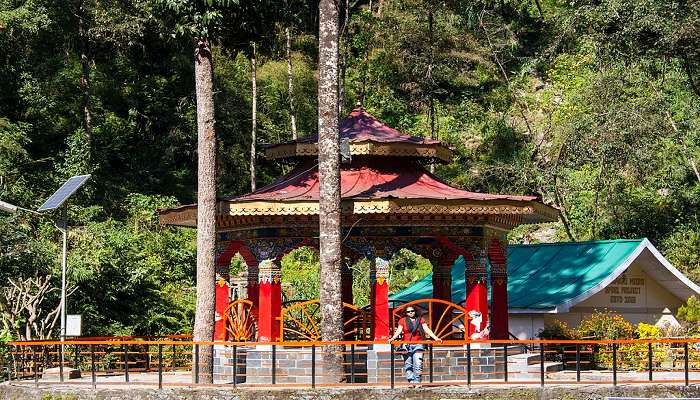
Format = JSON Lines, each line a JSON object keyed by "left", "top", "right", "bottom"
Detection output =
{"left": 604, "top": 274, "right": 645, "bottom": 305}
{"left": 66, "top": 314, "right": 82, "bottom": 337}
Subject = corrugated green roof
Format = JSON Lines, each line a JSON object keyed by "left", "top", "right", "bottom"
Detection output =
{"left": 389, "top": 239, "right": 645, "bottom": 310}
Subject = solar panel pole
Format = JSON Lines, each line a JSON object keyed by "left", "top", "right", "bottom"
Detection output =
{"left": 56, "top": 207, "right": 69, "bottom": 372}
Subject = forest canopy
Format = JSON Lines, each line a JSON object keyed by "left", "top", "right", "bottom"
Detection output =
{"left": 1, "top": 0, "right": 699, "bottom": 338}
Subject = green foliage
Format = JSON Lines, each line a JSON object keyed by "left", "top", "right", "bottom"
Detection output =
{"left": 538, "top": 320, "right": 578, "bottom": 340}
{"left": 67, "top": 194, "right": 196, "bottom": 336}
{"left": 281, "top": 247, "right": 320, "bottom": 301}
{"left": 2, "top": 0, "right": 700, "bottom": 338}
{"left": 678, "top": 295, "right": 700, "bottom": 326}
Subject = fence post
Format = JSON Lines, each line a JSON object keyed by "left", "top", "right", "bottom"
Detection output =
{"left": 124, "top": 344, "right": 129, "bottom": 383}
{"left": 145, "top": 344, "right": 150, "bottom": 372}
{"left": 90, "top": 344, "right": 96, "bottom": 389}
{"left": 158, "top": 344, "right": 163, "bottom": 390}
{"left": 390, "top": 343, "right": 395, "bottom": 389}
{"left": 612, "top": 343, "right": 617, "bottom": 387}
{"left": 232, "top": 345, "right": 237, "bottom": 387}
{"left": 172, "top": 343, "right": 176, "bottom": 373}
{"left": 271, "top": 344, "right": 276, "bottom": 385}
{"left": 350, "top": 344, "right": 355, "bottom": 384}
{"left": 684, "top": 341, "right": 689, "bottom": 387}
{"left": 429, "top": 343, "right": 434, "bottom": 383}
{"left": 33, "top": 348, "right": 37, "bottom": 387}
{"left": 194, "top": 344, "right": 199, "bottom": 384}
{"left": 648, "top": 342, "right": 653, "bottom": 381}
{"left": 311, "top": 344, "right": 316, "bottom": 389}
{"left": 540, "top": 343, "right": 545, "bottom": 387}
{"left": 59, "top": 343, "right": 64, "bottom": 383}
{"left": 12, "top": 346, "right": 16, "bottom": 382}
{"left": 467, "top": 342, "right": 472, "bottom": 388}
{"left": 575, "top": 344, "right": 580, "bottom": 382}
{"left": 503, "top": 343, "right": 508, "bottom": 382}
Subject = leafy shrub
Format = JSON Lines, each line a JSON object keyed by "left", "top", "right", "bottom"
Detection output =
{"left": 539, "top": 320, "right": 579, "bottom": 340}
{"left": 678, "top": 295, "right": 700, "bottom": 334}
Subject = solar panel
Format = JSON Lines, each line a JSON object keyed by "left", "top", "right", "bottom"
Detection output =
{"left": 37, "top": 174, "right": 91, "bottom": 212}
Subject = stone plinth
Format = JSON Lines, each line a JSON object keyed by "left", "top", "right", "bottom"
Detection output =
{"left": 41, "top": 367, "right": 81, "bottom": 380}
{"left": 213, "top": 345, "right": 247, "bottom": 383}
{"left": 367, "top": 345, "right": 519, "bottom": 383}
{"left": 215, "top": 344, "right": 522, "bottom": 384}
{"left": 214, "top": 345, "right": 368, "bottom": 384}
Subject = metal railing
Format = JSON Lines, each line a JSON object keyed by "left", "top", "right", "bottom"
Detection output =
{"left": 1, "top": 338, "right": 698, "bottom": 389}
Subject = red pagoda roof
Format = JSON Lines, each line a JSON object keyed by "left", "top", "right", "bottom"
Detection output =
{"left": 226, "top": 160, "right": 536, "bottom": 203}
{"left": 264, "top": 109, "right": 453, "bottom": 162}
{"left": 158, "top": 109, "right": 559, "bottom": 227}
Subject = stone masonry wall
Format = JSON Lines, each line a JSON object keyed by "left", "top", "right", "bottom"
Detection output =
{"left": 214, "top": 345, "right": 521, "bottom": 384}
{"left": 367, "top": 345, "right": 521, "bottom": 383}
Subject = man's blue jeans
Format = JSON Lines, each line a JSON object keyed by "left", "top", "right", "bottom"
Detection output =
{"left": 402, "top": 343, "right": 425, "bottom": 383}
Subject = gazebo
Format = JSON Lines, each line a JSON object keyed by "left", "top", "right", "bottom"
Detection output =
{"left": 159, "top": 108, "right": 558, "bottom": 345}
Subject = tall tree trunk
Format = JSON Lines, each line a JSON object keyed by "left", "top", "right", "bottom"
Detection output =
{"left": 78, "top": 3, "right": 92, "bottom": 165}
{"left": 286, "top": 28, "right": 298, "bottom": 139}
{"left": 193, "top": 38, "right": 217, "bottom": 384}
{"left": 251, "top": 43, "right": 257, "bottom": 191}
{"left": 428, "top": 8, "right": 435, "bottom": 173}
{"left": 338, "top": 0, "right": 350, "bottom": 115}
{"left": 318, "top": 0, "right": 344, "bottom": 380}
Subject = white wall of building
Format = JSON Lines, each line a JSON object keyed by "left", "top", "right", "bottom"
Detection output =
{"left": 509, "top": 261, "right": 686, "bottom": 339}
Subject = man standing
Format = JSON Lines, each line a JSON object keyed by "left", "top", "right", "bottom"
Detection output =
{"left": 388, "top": 307, "right": 442, "bottom": 386}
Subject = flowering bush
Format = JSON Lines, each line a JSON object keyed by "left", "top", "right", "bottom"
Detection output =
{"left": 577, "top": 311, "right": 634, "bottom": 369}
{"left": 578, "top": 310, "right": 634, "bottom": 340}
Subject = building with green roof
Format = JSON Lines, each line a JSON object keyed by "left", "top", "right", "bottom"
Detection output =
{"left": 391, "top": 238, "right": 700, "bottom": 339}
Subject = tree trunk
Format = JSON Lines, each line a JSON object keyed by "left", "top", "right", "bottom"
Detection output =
{"left": 251, "top": 42, "right": 257, "bottom": 191}
{"left": 428, "top": 8, "right": 435, "bottom": 173}
{"left": 193, "top": 38, "right": 217, "bottom": 385}
{"left": 338, "top": 0, "right": 350, "bottom": 115}
{"left": 318, "top": 0, "right": 344, "bottom": 381}
{"left": 286, "top": 29, "right": 298, "bottom": 140}
{"left": 78, "top": 3, "right": 92, "bottom": 165}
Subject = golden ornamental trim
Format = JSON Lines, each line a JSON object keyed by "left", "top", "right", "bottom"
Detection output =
{"left": 159, "top": 198, "right": 558, "bottom": 228}
{"left": 264, "top": 141, "right": 453, "bottom": 163}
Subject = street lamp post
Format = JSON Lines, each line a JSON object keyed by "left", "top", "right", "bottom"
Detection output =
{"left": 56, "top": 215, "right": 68, "bottom": 343}
{"left": 0, "top": 175, "right": 90, "bottom": 345}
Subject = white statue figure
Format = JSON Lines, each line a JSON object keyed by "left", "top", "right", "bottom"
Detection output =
{"left": 467, "top": 310, "right": 490, "bottom": 340}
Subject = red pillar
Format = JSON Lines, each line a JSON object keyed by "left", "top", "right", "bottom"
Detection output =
{"left": 489, "top": 238, "right": 509, "bottom": 340}
{"left": 247, "top": 261, "right": 259, "bottom": 318}
{"left": 371, "top": 258, "right": 390, "bottom": 341}
{"left": 257, "top": 261, "right": 282, "bottom": 342}
{"left": 465, "top": 252, "right": 489, "bottom": 339}
{"left": 214, "top": 277, "right": 230, "bottom": 341}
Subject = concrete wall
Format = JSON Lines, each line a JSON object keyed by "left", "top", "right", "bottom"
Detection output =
{"left": 508, "top": 314, "right": 544, "bottom": 340}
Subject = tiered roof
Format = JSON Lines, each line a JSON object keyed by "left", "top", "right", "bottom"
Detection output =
{"left": 158, "top": 108, "right": 558, "bottom": 228}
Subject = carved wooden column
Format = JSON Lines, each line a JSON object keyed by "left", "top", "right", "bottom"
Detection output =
{"left": 465, "top": 250, "right": 489, "bottom": 339}
{"left": 341, "top": 255, "right": 355, "bottom": 307}
{"left": 488, "top": 238, "right": 508, "bottom": 340}
{"left": 431, "top": 260, "right": 453, "bottom": 330}
{"left": 257, "top": 260, "right": 282, "bottom": 342}
{"left": 371, "top": 257, "right": 390, "bottom": 341}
